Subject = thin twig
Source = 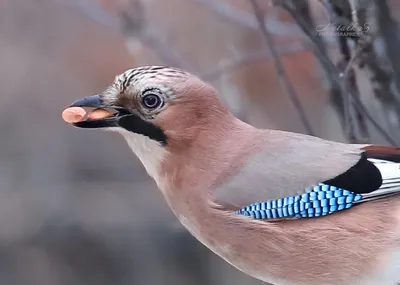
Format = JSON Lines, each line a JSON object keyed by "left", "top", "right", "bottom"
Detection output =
{"left": 348, "top": 0, "right": 360, "bottom": 27}
{"left": 348, "top": 84, "right": 396, "bottom": 145}
{"left": 341, "top": 49, "right": 361, "bottom": 77}
{"left": 324, "top": 0, "right": 359, "bottom": 142}
{"left": 337, "top": 0, "right": 370, "bottom": 142}
{"left": 316, "top": 0, "right": 355, "bottom": 139}
{"left": 337, "top": 59, "right": 358, "bottom": 143}
{"left": 341, "top": 44, "right": 371, "bottom": 142}
{"left": 249, "top": 0, "right": 314, "bottom": 135}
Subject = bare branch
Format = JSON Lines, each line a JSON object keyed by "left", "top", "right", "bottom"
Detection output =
{"left": 374, "top": 0, "right": 400, "bottom": 101}
{"left": 341, "top": 43, "right": 371, "bottom": 142}
{"left": 338, "top": 0, "right": 373, "bottom": 142}
{"left": 319, "top": 0, "right": 400, "bottom": 131}
{"left": 317, "top": 0, "right": 361, "bottom": 142}
{"left": 276, "top": 0, "right": 398, "bottom": 145}
{"left": 341, "top": 47, "right": 361, "bottom": 77}
{"left": 249, "top": 0, "right": 314, "bottom": 135}
{"left": 348, "top": 0, "right": 360, "bottom": 27}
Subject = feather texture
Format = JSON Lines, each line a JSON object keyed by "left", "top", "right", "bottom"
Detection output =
{"left": 212, "top": 130, "right": 364, "bottom": 210}
{"left": 236, "top": 158, "right": 400, "bottom": 220}
{"left": 235, "top": 184, "right": 362, "bottom": 219}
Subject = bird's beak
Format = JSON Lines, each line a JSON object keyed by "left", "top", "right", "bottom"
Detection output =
{"left": 69, "top": 94, "right": 168, "bottom": 145}
{"left": 69, "top": 95, "right": 132, "bottom": 129}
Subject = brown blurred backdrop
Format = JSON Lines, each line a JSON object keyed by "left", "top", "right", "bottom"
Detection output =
{"left": 1, "top": 0, "right": 400, "bottom": 284}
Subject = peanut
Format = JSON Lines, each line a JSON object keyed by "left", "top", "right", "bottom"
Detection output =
{"left": 62, "top": 107, "right": 86, "bottom": 123}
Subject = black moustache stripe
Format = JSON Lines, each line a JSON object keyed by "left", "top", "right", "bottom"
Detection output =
{"left": 118, "top": 114, "right": 167, "bottom": 146}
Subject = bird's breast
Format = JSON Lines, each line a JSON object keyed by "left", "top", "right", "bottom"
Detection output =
{"left": 171, "top": 197, "right": 400, "bottom": 285}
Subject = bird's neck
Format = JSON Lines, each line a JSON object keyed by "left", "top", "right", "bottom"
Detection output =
{"left": 118, "top": 129, "right": 168, "bottom": 182}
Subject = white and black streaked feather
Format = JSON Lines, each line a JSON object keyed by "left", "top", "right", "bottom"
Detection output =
{"left": 357, "top": 158, "right": 400, "bottom": 202}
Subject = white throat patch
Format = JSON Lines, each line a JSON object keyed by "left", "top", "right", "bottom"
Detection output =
{"left": 112, "top": 128, "right": 167, "bottom": 181}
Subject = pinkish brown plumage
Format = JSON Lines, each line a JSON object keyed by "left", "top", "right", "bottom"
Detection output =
{"left": 66, "top": 66, "right": 400, "bottom": 285}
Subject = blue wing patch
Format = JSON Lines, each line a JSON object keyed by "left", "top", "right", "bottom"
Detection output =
{"left": 234, "top": 184, "right": 362, "bottom": 219}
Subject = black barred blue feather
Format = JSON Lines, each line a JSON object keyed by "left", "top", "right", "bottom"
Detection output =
{"left": 235, "top": 184, "right": 362, "bottom": 219}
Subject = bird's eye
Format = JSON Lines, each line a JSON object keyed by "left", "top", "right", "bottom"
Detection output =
{"left": 142, "top": 93, "right": 162, "bottom": 109}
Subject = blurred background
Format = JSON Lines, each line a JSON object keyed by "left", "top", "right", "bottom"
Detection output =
{"left": 1, "top": 0, "right": 400, "bottom": 284}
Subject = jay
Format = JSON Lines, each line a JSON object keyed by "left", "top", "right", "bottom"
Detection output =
{"left": 64, "top": 66, "right": 400, "bottom": 285}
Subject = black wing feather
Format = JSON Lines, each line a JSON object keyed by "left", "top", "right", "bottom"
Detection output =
{"left": 323, "top": 152, "right": 382, "bottom": 194}
{"left": 323, "top": 146, "right": 400, "bottom": 194}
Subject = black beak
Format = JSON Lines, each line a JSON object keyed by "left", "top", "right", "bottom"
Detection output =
{"left": 69, "top": 95, "right": 131, "bottom": 129}
{"left": 70, "top": 95, "right": 104, "bottom": 108}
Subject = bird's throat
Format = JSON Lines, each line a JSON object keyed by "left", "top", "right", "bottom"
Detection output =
{"left": 118, "top": 129, "right": 167, "bottom": 181}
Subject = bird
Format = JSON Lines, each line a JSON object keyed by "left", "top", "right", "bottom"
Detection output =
{"left": 65, "top": 66, "right": 400, "bottom": 285}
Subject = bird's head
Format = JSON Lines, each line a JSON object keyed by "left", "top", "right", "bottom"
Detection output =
{"left": 68, "top": 66, "right": 233, "bottom": 180}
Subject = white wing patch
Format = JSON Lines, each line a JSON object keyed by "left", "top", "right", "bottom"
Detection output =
{"left": 358, "top": 159, "right": 400, "bottom": 202}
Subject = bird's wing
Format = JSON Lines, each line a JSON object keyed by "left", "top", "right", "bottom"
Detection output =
{"left": 212, "top": 130, "right": 400, "bottom": 219}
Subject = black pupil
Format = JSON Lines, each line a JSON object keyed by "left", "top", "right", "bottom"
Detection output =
{"left": 143, "top": 94, "right": 160, "bottom": 108}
